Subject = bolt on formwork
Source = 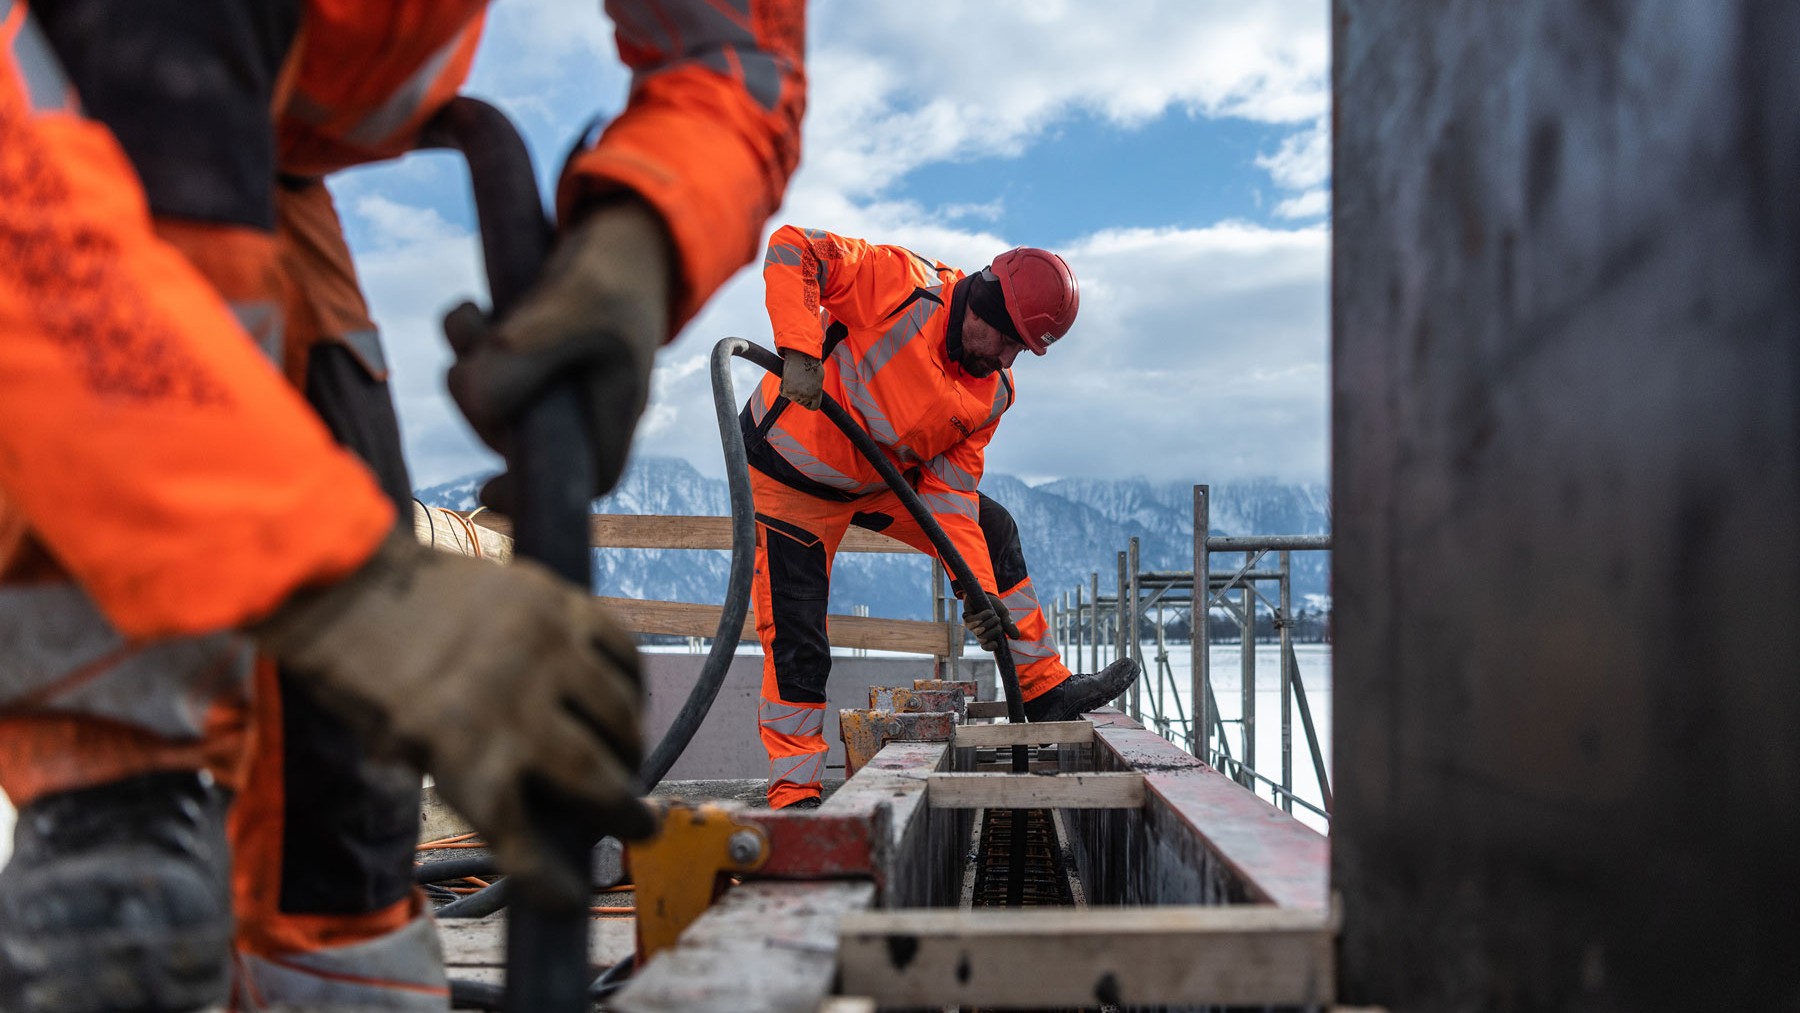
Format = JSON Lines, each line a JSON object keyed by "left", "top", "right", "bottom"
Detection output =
{"left": 1045, "top": 483, "right": 1333, "bottom": 820}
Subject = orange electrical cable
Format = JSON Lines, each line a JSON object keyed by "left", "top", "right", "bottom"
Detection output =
{"left": 418, "top": 832, "right": 480, "bottom": 848}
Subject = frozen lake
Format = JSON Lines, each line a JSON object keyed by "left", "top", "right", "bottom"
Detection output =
{"left": 0, "top": 641, "right": 1333, "bottom": 869}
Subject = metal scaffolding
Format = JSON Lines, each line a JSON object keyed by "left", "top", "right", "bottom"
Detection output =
{"left": 1048, "top": 484, "right": 1333, "bottom": 819}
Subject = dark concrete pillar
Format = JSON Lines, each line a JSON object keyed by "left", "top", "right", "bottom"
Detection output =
{"left": 1332, "top": 2, "right": 1800, "bottom": 1010}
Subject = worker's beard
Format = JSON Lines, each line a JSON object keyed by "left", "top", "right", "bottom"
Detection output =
{"left": 957, "top": 351, "right": 1000, "bottom": 378}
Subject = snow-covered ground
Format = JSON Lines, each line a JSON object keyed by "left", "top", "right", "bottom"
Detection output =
{"left": 0, "top": 641, "right": 1333, "bottom": 869}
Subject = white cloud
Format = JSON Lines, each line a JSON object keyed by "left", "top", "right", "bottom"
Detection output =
{"left": 342, "top": 1, "right": 1334, "bottom": 489}
{"left": 1255, "top": 116, "right": 1331, "bottom": 191}
{"left": 804, "top": 2, "right": 1330, "bottom": 199}
{"left": 1274, "top": 188, "right": 1330, "bottom": 219}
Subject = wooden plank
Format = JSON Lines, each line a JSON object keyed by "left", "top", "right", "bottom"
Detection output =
{"left": 470, "top": 512, "right": 923, "bottom": 554}
{"left": 954, "top": 720, "right": 1092, "bottom": 748}
{"left": 927, "top": 772, "right": 1144, "bottom": 810}
{"left": 964, "top": 700, "right": 1011, "bottom": 719}
{"left": 436, "top": 914, "right": 637, "bottom": 972}
{"left": 974, "top": 759, "right": 1066, "bottom": 773}
{"left": 837, "top": 905, "right": 1334, "bottom": 1008}
{"left": 615, "top": 881, "right": 876, "bottom": 1013}
{"left": 597, "top": 596, "right": 954, "bottom": 655}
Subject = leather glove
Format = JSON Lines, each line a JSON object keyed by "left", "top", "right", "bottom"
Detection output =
{"left": 962, "top": 591, "right": 1022, "bottom": 653}
{"left": 250, "top": 525, "right": 655, "bottom": 907}
{"left": 444, "top": 197, "right": 671, "bottom": 512}
{"left": 779, "top": 348, "right": 825, "bottom": 410}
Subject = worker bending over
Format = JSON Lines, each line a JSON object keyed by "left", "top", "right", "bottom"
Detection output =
{"left": 745, "top": 225, "right": 1140, "bottom": 810}
{"left": 0, "top": 1, "right": 804, "bottom": 1009}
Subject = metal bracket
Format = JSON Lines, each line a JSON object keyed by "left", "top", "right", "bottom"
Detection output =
{"left": 868, "top": 685, "right": 967, "bottom": 719}
{"left": 627, "top": 799, "right": 770, "bottom": 961}
{"left": 838, "top": 708, "right": 957, "bottom": 778}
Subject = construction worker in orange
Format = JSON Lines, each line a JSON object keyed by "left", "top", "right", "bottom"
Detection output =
{"left": 745, "top": 225, "right": 1142, "bottom": 810}
{"left": 0, "top": 1, "right": 803, "bottom": 1009}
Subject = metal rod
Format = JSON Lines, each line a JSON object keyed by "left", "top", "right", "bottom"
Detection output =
{"left": 1128, "top": 537, "right": 1142, "bottom": 720}
{"left": 1207, "top": 534, "right": 1333, "bottom": 552}
{"left": 1279, "top": 550, "right": 1294, "bottom": 815}
{"left": 1240, "top": 583, "right": 1256, "bottom": 791}
{"left": 1193, "top": 485, "right": 1210, "bottom": 759}
{"left": 1074, "top": 582, "right": 1085, "bottom": 674}
{"left": 1115, "top": 551, "right": 1129, "bottom": 711}
{"left": 1285, "top": 637, "right": 1333, "bottom": 815}
{"left": 1089, "top": 572, "right": 1100, "bottom": 676}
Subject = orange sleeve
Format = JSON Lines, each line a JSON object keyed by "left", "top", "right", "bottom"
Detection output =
{"left": 0, "top": 68, "right": 393, "bottom": 639}
{"left": 762, "top": 225, "right": 948, "bottom": 359}
{"left": 559, "top": 0, "right": 806, "bottom": 335}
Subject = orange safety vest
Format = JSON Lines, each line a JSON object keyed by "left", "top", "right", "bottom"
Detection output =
{"left": 749, "top": 225, "right": 1016, "bottom": 594}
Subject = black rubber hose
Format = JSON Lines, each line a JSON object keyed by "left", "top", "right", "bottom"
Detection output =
{"left": 635, "top": 337, "right": 759, "bottom": 787}
{"left": 414, "top": 854, "right": 495, "bottom": 884}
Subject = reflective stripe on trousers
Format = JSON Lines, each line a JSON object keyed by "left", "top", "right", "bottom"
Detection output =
{"left": 0, "top": 581, "right": 251, "bottom": 739}
{"left": 234, "top": 913, "right": 449, "bottom": 1010}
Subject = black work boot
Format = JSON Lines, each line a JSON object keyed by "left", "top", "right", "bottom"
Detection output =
{"left": 0, "top": 770, "right": 233, "bottom": 1013}
{"left": 1022, "top": 658, "right": 1141, "bottom": 723}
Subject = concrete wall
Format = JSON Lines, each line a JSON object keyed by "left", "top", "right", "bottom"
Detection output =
{"left": 1334, "top": 1, "right": 1800, "bottom": 1009}
{"left": 642, "top": 652, "right": 996, "bottom": 781}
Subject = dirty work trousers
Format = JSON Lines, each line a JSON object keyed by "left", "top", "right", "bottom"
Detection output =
{"left": 750, "top": 468, "right": 1070, "bottom": 808}
{"left": 0, "top": 3, "right": 442, "bottom": 1002}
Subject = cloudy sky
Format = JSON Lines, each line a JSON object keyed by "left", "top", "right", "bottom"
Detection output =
{"left": 328, "top": 0, "right": 1331, "bottom": 490}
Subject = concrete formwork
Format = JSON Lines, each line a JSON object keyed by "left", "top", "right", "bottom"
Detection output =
{"left": 1334, "top": 1, "right": 1800, "bottom": 1008}
{"left": 642, "top": 653, "right": 994, "bottom": 781}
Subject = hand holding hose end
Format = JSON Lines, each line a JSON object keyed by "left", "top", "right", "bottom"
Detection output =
{"left": 962, "top": 591, "right": 1022, "bottom": 653}
{"left": 443, "top": 197, "right": 673, "bottom": 512}
{"left": 778, "top": 348, "right": 825, "bottom": 409}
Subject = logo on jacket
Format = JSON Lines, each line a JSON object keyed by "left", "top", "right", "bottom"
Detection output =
{"left": 950, "top": 415, "right": 971, "bottom": 437}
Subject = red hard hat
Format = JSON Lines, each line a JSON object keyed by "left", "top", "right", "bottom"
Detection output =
{"left": 986, "top": 247, "right": 1079, "bottom": 354}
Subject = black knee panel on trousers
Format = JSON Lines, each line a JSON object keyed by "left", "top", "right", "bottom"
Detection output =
{"left": 977, "top": 493, "right": 1030, "bottom": 591}
{"left": 758, "top": 513, "right": 832, "bottom": 704}
{"left": 277, "top": 344, "right": 419, "bottom": 915}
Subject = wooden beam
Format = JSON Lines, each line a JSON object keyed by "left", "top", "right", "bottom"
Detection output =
{"left": 926, "top": 772, "right": 1144, "bottom": 810}
{"left": 596, "top": 596, "right": 956, "bottom": 656}
{"left": 469, "top": 512, "right": 923, "bottom": 554}
{"left": 837, "top": 905, "right": 1335, "bottom": 1008}
{"left": 414, "top": 504, "right": 513, "bottom": 562}
{"left": 973, "top": 759, "right": 1066, "bottom": 773}
{"left": 617, "top": 881, "right": 875, "bottom": 1013}
{"left": 953, "top": 720, "right": 1093, "bottom": 748}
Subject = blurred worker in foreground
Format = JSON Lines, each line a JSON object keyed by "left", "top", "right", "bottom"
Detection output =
{"left": 746, "top": 225, "right": 1141, "bottom": 809}
{"left": 0, "top": 1, "right": 804, "bottom": 1009}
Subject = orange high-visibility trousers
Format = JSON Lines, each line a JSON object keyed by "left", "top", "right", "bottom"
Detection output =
{"left": 750, "top": 469, "right": 1070, "bottom": 808}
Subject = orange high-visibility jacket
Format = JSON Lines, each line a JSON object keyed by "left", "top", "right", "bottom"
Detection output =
{"left": 0, "top": 0, "right": 805, "bottom": 638}
{"left": 749, "top": 225, "right": 1016, "bottom": 595}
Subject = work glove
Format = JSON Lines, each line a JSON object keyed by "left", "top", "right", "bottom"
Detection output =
{"left": 444, "top": 197, "right": 671, "bottom": 512}
{"left": 250, "top": 525, "right": 655, "bottom": 907}
{"left": 962, "top": 591, "right": 1022, "bottom": 653}
{"left": 779, "top": 348, "right": 825, "bottom": 410}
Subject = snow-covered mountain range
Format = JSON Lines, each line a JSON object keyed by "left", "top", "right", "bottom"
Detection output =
{"left": 416, "top": 457, "right": 1332, "bottom": 622}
